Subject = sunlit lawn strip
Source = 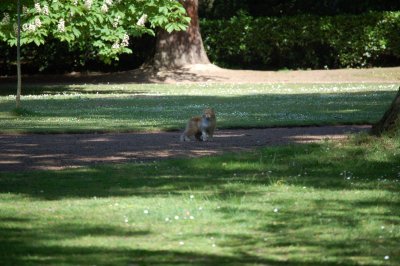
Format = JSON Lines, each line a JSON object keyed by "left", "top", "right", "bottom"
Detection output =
{"left": 0, "top": 83, "right": 398, "bottom": 133}
{"left": 0, "top": 133, "right": 399, "bottom": 265}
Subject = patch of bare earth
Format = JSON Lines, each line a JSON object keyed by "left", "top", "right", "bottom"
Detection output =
{"left": 0, "top": 126, "right": 370, "bottom": 172}
{"left": 1, "top": 65, "right": 399, "bottom": 85}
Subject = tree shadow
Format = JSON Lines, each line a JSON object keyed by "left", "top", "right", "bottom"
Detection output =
{"left": 0, "top": 67, "right": 226, "bottom": 92}
{"left": 0, "top": 214, "right": 367, "bottom": 266}
{"left": 0, "top": 138, "right": 399, "bottom": 199}
{"left": 1, "top": 138, "right": 399, "bottom": 265}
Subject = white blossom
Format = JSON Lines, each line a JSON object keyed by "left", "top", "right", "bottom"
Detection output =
{"left": 105, "top": 0, "right": 113, "bottom": 6}
{"left": 42, "top": 5, "right": 50, "bottom": 15}
{"left": 136, "top": 14, "right": 147, "bottom": 26}
{"left": 34, "top": 18, "right": 42, "bottom": 28}
{"left": 73, "top": 0, "right": 78, "bottom": 6}
{"left": 22, "top": 22, "right": 38, "bottom": 32}
{"left": 84, "top": 0, "right": 93, "bottom": 9}
{"left": 112, "top": 41, "right": 120, "bottom": 50}
{"left": 101, "top": 4, "right": 108, "bottom": 13}
{"left": 121, "top": 34, "right": 129, "bottom": 47}
{"left": 1, "top": 13, "right": 10, "bottom": 25}
{"left": 34, "top": 3, "right": 42, "bottom": 13}
{"left": 57, "top": 19, "right": 65, "bottom": 32}
{"left": 22, "top": 6, "right": 28, "bottom": 14}
{"left": 112, "top": 16, "right": 120, "bottom": 28}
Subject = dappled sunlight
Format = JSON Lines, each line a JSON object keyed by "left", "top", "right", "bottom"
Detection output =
{"left": 0, "top": 136, "right": 399, "bottom": 265}
{"left": 0, "top": 83, "right": 398, "bottom": 133}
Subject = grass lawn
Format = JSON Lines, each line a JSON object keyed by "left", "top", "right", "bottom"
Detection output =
{"left": 0, "top": 132, "right": 399, "bottom": 265}
{"left": 0, "top": 83, "right": 398, "bottom": 133}
{"left": 1, "top": 82, "right": 399, "bottom": 265}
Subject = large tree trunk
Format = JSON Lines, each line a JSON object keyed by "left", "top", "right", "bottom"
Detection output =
{"left": 152, "top": 0, "right": 210, "bottom": 69}
{"left": 371, "top": 87, "right": 400, "bottom": 136}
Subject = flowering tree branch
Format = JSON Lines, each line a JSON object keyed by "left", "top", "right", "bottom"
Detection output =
{"left": 0, "top": 0, "right": 190, "bottom": 63}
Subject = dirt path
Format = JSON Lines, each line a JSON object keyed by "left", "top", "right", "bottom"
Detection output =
{"left": 0, "top": 66, "right": 395, "bottom": 172}
{"left": 0, "top": 125, "right": 369, "bottom": 172}
{"left": 1, "top": 65, "right": 399, "bottom": 85}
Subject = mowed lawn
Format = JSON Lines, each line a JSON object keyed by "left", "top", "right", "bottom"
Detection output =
{"left": 0, "top": 134, "right": 399, "bottom": 265}
{"left": 0, "top": 82, "right": 399, "bottom": 265}
{"left": 0, "top": 83, "right": 398, "bottom": 133}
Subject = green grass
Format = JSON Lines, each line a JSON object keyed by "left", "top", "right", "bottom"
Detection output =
{"left": 0, "top": 83, "right": 398, "bottom": 133}
{"left": 1, "top": 132, "right": 399, "bottom": 265}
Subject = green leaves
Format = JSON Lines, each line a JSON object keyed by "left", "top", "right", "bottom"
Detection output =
{"left": 0, "top": 0, "right": 190, "bottom": 63}
{"left": 201, "top": 11, "right": 400, "bottom": 69}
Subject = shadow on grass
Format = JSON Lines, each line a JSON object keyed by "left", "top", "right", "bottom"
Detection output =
{"left": 0, "top": 140, "right": 399, "bottom": 198}
{"left": 0, "top": 215, "right": 374, "bottom": 266}
{"left": 0, "top": 67, "right": 224, "bottom": 94}
{"left": 0, "top": 90, "right": 396, "bottom": 134}
{"left": 0, "top": 139, "right": 399, "bottom": 265}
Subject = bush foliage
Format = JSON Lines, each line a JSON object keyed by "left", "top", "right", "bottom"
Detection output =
{"left": 201, "top": 11, "right": 400, "bottom": 69}
{"left": 1, "top": 11, "right": 400, "bottom": 74}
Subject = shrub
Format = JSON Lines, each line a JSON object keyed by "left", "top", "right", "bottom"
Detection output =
{"left": 201, "top": 11, "right": 400, "bottom": 69}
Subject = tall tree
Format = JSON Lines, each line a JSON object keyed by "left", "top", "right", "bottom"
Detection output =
{"left": 0, "top": 0, "right": 190, "bottom": 107}
{"left": 152, "top": 0, "right": 210, "bottom": 69}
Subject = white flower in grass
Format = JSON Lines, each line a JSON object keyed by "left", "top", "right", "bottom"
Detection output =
{"left": 165, "top": 217, "right": 170, "bottom": 222}
{"left": 179, "top": 241, "right": 184, "bottom": 245}
{"left": 273, "top": 208, "right": 279, "bottom": 213}
{"left": 143, "top": 209, "right": 149, "bottom": 214}
{"left": 174, "top": 215, "right": 179, "bottom": 220}
{"left": 189, "top": 216, "right": 194, "bottom": 220}
{"left": 190, "top": 195, "right": 194, "bottom": 199}
{"left": 384, "top": 255, "right": 389, "bottom": 260}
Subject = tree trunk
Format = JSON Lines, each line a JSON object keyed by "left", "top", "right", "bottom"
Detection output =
{"left": 371, "top": 87, "right": 400, "bottom": 136}
{"left": 16, "top": 0, "right": 22, "bottom": 108}
{"left": 152, "top": 0, "right": 210, "bottom": 69}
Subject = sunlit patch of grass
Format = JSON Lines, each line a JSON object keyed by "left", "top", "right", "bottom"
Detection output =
{"left": 0, "top": 134, "right": 399, "bottom": 265}
{"left": 0, "top": 83, "right": 398, "bottom": 133}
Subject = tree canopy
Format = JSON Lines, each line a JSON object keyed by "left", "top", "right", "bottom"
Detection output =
{"left": 0, "top": 0, "right": 190, "bottom": 63}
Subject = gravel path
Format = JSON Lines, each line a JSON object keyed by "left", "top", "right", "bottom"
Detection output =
{"left": 0, "top": 125, "right": 370, "bottom": 172}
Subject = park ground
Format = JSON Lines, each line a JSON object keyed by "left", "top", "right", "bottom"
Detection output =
{"left": 0, "top": 67, "right": 399, "bottom": 265}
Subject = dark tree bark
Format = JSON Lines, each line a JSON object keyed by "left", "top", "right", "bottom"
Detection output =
{"left": 371, "top": 87, "right": 400, "bottom": 136}
{"left": 16, "top": 0, "right": 22, "bottom": 108}
{"left": 152, "top": 0, "right": 210, "bottom": 69}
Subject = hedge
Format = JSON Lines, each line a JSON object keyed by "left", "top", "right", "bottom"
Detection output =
{"left": 200, "top": 11, "right": 400, "bottom": 69}
{"left": 1, "top": 11, "right": 399, "bottom": 75}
